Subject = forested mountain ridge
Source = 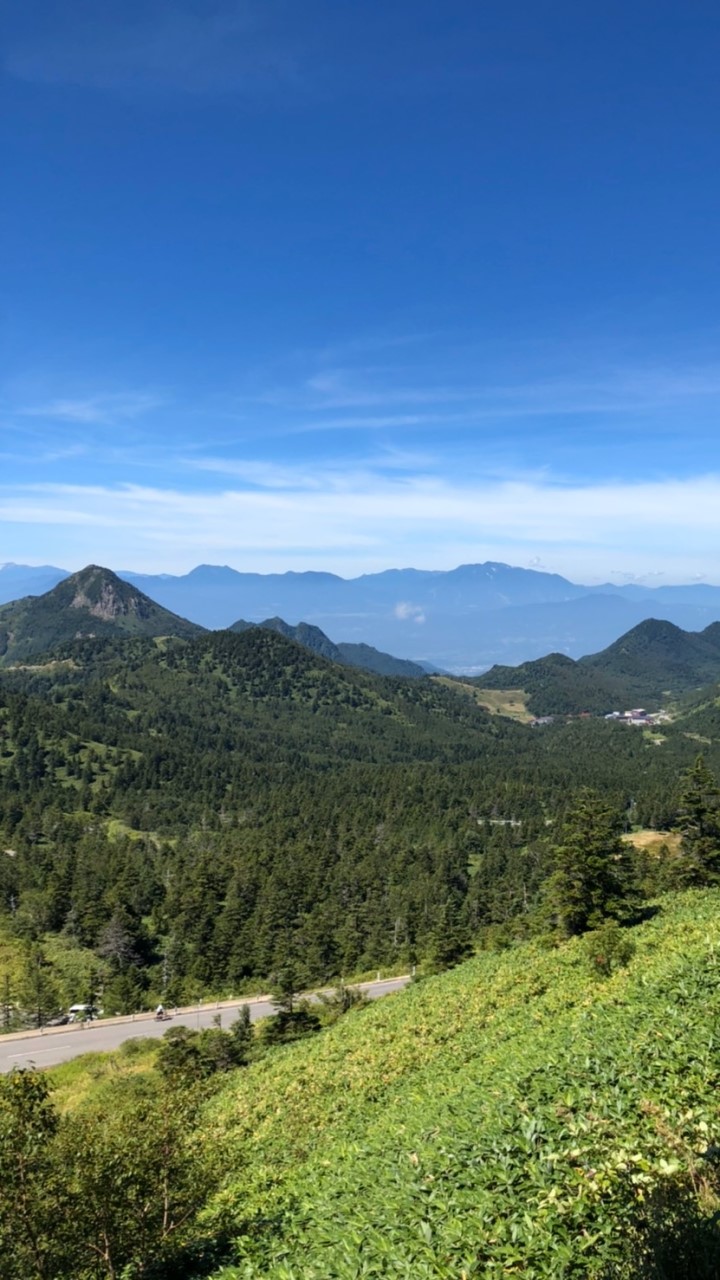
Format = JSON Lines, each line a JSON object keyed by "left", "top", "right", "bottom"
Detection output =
{"left": 229, "top": 615, "right": 342, "bottom": 660}
{"left": 0, "top": 626, "right": 529, "bottom": 1003}
{"left": 470, "top": 651, "right": 628, "bottom": 716}
{"left": 229, "top": 615, "right": 427, "bottom": 677}
{"left": 580, "top": 617, "right": 720, "bottom": 693}
{"left": 0, "top": 619, "right": 717, "bottom": 1013}
{"left": 336, "top": 639, "right": 429, "bottom": 677}
{"left": 0, "top": 565, "right": 203, "bottom": 666}
{"left": 474, "top": 617, "right": 720, "bottom": 714}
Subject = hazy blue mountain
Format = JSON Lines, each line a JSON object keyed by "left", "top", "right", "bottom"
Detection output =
{"left": 0, "top": 562, "right": 68, "bottom": 605}
{"left": 597, "top": 582, "right": 720, "bottom": 606}
{"left": 114, "top": 563, "right": 720, "bottom": 669}
{"left": 122, "top": 565, "right": 347, "bottom": 628}
{"left": 5, "top": 560, "right": 720, "bottom": 671}
{"left": 118, "top": 560, "right": 586, "bottom": 627}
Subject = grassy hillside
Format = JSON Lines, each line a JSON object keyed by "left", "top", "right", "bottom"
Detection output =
{"left": 195, "top": 890, "right": 720, "bottom": 1278}
{"left": 472, "top": 652, "right": 630, "bottom": 716}
{"left": 33, "top": 890, "right": 720, "bottom": 1278}
{"left": 435, "top": 676, "right": 534, "bottom": 722}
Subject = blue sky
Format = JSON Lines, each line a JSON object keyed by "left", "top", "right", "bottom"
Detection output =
{"left": 2, "top": 0, "right": 720, "bottom": 582}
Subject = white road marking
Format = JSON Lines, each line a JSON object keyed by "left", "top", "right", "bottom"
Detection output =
{"left": 8, "top": 1048, "right": 59, "bottom": 1059}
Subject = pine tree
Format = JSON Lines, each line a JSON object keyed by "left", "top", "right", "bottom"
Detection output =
{"left": 673, "top": 756, "right": 720, "bottom": 886}
{"left": 230, "top": 1003, "right": 253, "bottom": 1062}
{"left": 19, "top": 945, "right": 63, "bottom": 1028}
{"left": 547, "top": 791, "right": 641, "bottom": 937}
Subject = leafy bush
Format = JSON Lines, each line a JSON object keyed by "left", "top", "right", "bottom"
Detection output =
{"left": 198, "top": 890, "right": 720, "bottom": 1278}
{"left": 580, "top": 920, "right": 637, "bottom": 978}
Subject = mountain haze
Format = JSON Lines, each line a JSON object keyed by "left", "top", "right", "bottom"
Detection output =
{"left": 111, "top": 562, "right": 720, "bottom": 668}
{"left": 0, "top": 563, "right": 68, "bottom": 604}
{"left": 5, "top": 560, "right": 720, "bottom": 669}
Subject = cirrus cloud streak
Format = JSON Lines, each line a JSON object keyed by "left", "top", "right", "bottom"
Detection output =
{"left": 1, "top": 470, "right": 719, "bottom": 582}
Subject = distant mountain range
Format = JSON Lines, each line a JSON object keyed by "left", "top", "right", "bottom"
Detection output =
{"left": 0, "top": 567, "right": 427, "bottom": 677}
{"left": 3, "top": 559, "right": 720, "bottom": 670}
{"left": 4, "top": 564, "right": 720, "bottom": 721}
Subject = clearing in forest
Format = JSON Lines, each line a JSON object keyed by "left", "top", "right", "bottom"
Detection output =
{"left": 433, "top": 677, "right": 532, "bottom": 722}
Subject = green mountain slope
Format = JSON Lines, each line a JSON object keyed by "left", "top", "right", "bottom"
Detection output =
{"left": 472, "top": 651, "right": 627, "bottom": 715}
{"left": 474, "top": 618, "right": 720, "bottom": 715}
{"left": 336, "top": 639, "right": 426, "bottom": 677}
{"left": 6, "top": 892, "right": 717, "bottom": 1280}
{"left": 2, "top": 621, "right": 718, "bottom": 1005}
{"left": 196, "top": 890, "right": 720, "bottom": 1278}
{"left": 580, "top": 617, "right": 720, "bottom": 697}
{"left": 229, "top": 615, "right": 427, "bottom": 677}
{"left": 0, "top": 565, "right": 203, "bottom": 665}
{"left": 228, "top": 616, "right": 343, "bottom": 662}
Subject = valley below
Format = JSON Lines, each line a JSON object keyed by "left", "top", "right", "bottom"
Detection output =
{"left": 2, "top": 565, "right": 720, "bottom": 1278}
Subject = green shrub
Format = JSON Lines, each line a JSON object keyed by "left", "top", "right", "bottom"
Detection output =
{"left": 580, "top": 920, "right": 637, "bottom": 978}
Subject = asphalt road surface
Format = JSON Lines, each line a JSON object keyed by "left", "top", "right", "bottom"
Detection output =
{"left": 0, "top": 977, "right": 410, "bottom": 1072}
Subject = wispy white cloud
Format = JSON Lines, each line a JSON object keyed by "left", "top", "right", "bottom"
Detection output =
{"left": 0, "top": 443, "right": 87, "bottom": 465}
{"left": 4, "top": 2, "right": 499, "bottom": 102}
{"left": 270, "top": 360, "right": 720, "bottom": 418}
{"left": 307, "top": 330, "right": 439, "bottom": 366}
{"left": 19, "top": 392, "right": 164, "bottom": 426}
{"left": 185, "top": 446, "right": 439, "bottom": 487}
{"left": 395, "top": 601, "right": 426, "bottom": 624}
{"left": 2, "top": 471, "right": 720, "bottom": 581}
{"left": 186, "top": 457, "right": 323, "bottom": 489}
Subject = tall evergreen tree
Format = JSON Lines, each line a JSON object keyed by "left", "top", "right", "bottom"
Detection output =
{"left": 547, "top": 791, "right": 641, "bottom": 937}
{"left": 19, "top": 945, "right": 63, "bottom": 1028}
{"left": 673, "top": 755, "right": 720, "bottom": 886}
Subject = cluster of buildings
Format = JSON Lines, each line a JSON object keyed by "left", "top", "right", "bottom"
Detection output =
{"left": 530, "top": 707, "right": 671, "bottom": 728}
{"left": 604, "top": 708, "right": 670, "bottom": 727}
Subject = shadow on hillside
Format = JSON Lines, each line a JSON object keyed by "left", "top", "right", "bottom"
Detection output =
{"left": 631, "top": 1175, "right": 720, "bottom": 1279}
{"left": 633, "top": 903, "right": 662, "bottom": 924}
{"left": 141, "top": 1237, "right": 234, "bottom": 1280}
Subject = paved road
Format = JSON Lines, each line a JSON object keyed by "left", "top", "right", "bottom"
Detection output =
{"left": 0, "top": 977, "right": 410, "bottom": 1072}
